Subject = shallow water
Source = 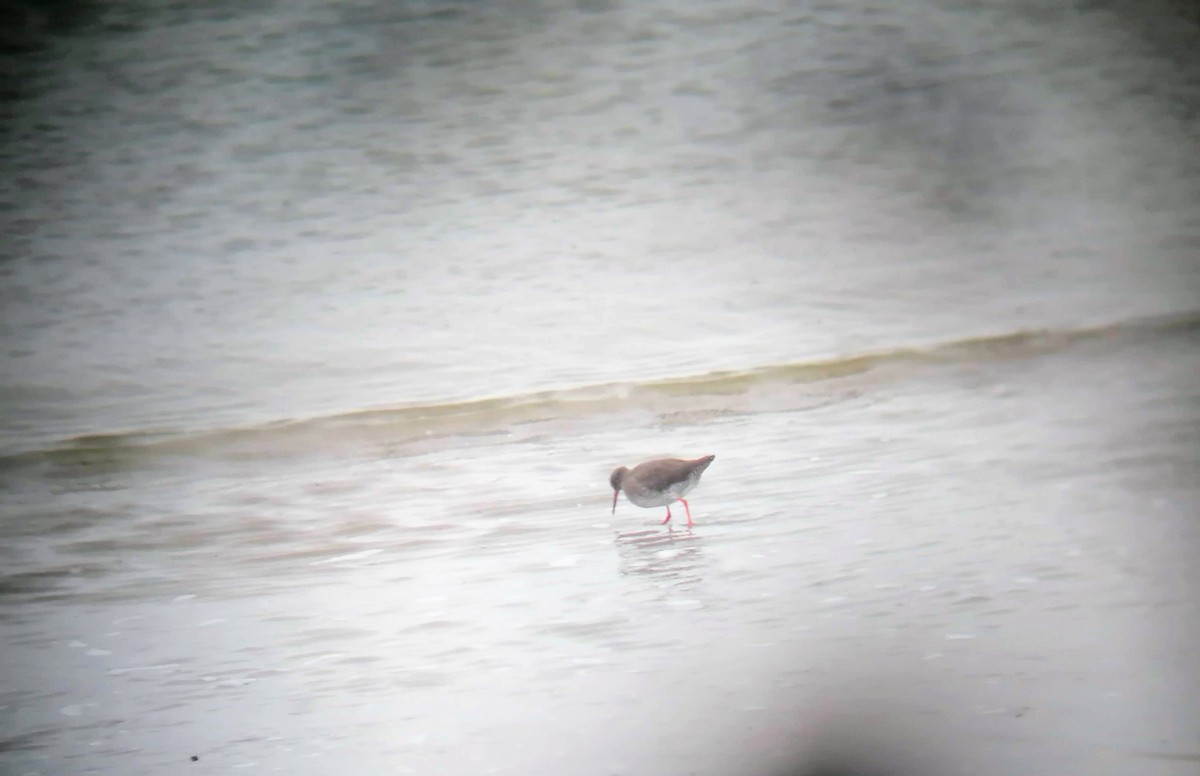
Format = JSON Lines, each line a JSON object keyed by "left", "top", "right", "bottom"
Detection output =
{"left": 2, "top": 318, "right": 1197, "bottom": 775}
{"left": 2, "top": 0, "right": 1200, "bottom": 774}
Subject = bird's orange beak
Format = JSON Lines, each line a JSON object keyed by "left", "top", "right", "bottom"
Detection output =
{"left": 611, "top": 490, "right": 619, "bottom": 514}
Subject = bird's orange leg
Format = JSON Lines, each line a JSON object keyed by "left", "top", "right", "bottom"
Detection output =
{"left": 661, "top": 505, "right": 672, "bottom": 525}
{"left": 680, "top": 498, "right": 694, "bottom": 527}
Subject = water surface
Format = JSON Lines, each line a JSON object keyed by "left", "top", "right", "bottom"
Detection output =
{"left": 1, "top": 1, "right": 1199, "bottom": 774}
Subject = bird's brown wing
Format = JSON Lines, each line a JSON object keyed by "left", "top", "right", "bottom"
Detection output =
{"left": 628, "top": 458, "right": 699, "bottom": 492}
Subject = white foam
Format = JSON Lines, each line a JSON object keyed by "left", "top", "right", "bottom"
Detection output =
{"left": 310, "top": 548, "right": 384, "bottom": 565}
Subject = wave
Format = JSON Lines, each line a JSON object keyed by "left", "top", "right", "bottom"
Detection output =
{"left": 4, "top": 310, "right": 1197, "bottom": 472}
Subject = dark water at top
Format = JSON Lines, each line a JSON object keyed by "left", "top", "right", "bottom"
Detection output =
{"left": 1, "top": 1, "right": 1198, "bottom": 774}
{"left": 2, "top": 0, "right": 1198, "bottom": 449}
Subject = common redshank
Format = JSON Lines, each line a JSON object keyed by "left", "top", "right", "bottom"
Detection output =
{"left": 609, "top": 455, "right": 715, "bottom": 527}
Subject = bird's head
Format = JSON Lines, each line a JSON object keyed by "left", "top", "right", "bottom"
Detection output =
{"left": 609, "top": 466, "right": 629, "bottom": 513}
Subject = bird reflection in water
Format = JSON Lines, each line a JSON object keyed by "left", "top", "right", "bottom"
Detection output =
{"left": 612, "top": 527, "right": 708, "bottom": 588}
